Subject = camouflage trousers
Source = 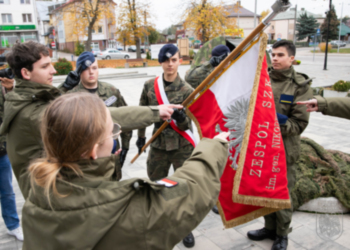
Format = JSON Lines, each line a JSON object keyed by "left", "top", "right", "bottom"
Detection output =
{"left": 147, "top": 144, "right": 194, "bottom": 181}
{"left": 264, "top": 162, "right": 297, "bottom": 236}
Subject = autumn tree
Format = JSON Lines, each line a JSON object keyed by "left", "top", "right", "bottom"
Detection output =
{"left": 320, "top": 5, "right": 339, "bottom": 41}
{"left": 116, "top": 0, "right": 153, "bottom": 58}
{"left": 52, "top": 0, "right": 116, "bottom": 52}
{"left": 182, "top": 0, "right": 238, "bottom": 44}
{"left": 260, "top": 9, "right": 270, "bottom": 21}
{"left": 116, "top": 28, "right": 133, "bottom": 51}
{"left": 147, "top": 27, "right": 159, "bottom": 44}
{"left": 296, "top": 13, "right": 319, "bottom": 43}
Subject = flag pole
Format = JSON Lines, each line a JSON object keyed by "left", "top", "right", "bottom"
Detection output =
{"left": 131, "top": 0, "right": 291, "bottom": 164}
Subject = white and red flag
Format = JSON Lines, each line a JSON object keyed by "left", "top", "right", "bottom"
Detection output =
{"left": 187, "top": 34, "right": 291, "bottom": 228}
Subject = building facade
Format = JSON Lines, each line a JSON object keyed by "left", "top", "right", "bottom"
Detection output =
{"left": 49, "top": 0, "right": 117, "bottom": 53}
{"left": 264, "top": 7, "right": 325, "bottom": 41}
{"left": 0, "top": 0, "right": 39, "bottom": 48}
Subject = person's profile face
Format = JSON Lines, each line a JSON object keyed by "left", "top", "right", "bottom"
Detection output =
{"left": 271, "top": 47, "right": 294, "bottom": 71}
{"left": 23, "top": 55, "right": 56, "bottom": 85}
{"left": 80, "top": 61, "right": 99, "bottom": 87}
{"left": 161, "top": 52, "right": 181, "bottom": 76}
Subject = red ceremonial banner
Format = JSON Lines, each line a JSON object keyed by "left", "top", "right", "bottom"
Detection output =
{"left": 187, "top": 34, "right": 290, "bottom": 228}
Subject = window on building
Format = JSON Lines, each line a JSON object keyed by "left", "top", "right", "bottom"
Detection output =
{"left": 20, "top": 32, "right": 37, "bottom": 43}
{"left": 0, "top": 0, "right": 10, "bottom": 4}
{"left": 1, "top": 33, "right": 18, "bottom": 47}
{"left": 98, "top": 26, "right": 102, "bottom": 33}
{"left": 22, "top": 14, "right": 32, "bottom": 23}
{"left": 20, "top": 0, "right": 30, "bottom": 4}
{"left": 1, "top": 14, "right": 12, "bottom": 24}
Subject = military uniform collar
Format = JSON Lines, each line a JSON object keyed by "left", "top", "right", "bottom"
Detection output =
{"left": 60, "top": 155, "right": 116, "bottom": 181}
{"left": 269, "top": 66, "right": 294, "bottom": 82}
{"left": 163, "top": 73, "right": 183, "bottom": 91}
{"left": 77, "top": 81, "right": 106, "bottom": 95}
{"left": 14, "top": 78, "right": 61, "bottom": 101}
{"left": 15, "top": 77, "right": 58, "bottom": 90}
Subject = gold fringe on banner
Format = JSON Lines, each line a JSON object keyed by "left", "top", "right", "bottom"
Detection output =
{"left": 232, "top": 33, "right": 291, "bottom": 210}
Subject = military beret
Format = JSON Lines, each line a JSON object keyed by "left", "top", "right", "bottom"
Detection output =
{"left": 158, "top": 44, "right": 179, "bottom": 63}
{"left": 211, "top": 45, "right": 230, "bottom": 57}
{"left": 76, "top": 51, "right": 95, "bottom": 74}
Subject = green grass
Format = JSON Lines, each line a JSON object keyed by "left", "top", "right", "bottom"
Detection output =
{"left": 311, "top": 48, "right": 350, "bottom": 53}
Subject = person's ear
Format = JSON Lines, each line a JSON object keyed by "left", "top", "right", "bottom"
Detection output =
{"left": 21, "top": 68, "right": 31, "bottom": 80}
{"left": 89, "top": 144, "right": 99, "bottom": 160}
{"left": 290, "top": 55, "right": 295, "bottom": 62}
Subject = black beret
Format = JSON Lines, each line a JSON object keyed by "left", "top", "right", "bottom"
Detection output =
{"left": 211, "top": 45, "right": 230, "bottom": 57}
{"left": 158, "top": 44, "right": 179, "bottom": 63}
{"left": 76, "top": 52, "right": 95, "bottom": 74}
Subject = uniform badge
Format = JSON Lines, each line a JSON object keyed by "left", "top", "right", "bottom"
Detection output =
{"left": 104, "top": 96, "right": 117, "bottom": 106}
{"left": 279, "top": 94, "right": 294, "bottom": 105}
{"left": 166, "top": 52, "right": 172, "bottom": 58}
{"left": 85, "top": 60, "right": 92, "bottom": 67}
{"left": 156, "top": 178, "right": 178, "bottom": 187}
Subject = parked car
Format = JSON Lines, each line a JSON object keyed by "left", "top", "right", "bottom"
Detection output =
{"left": 0, "top": 50, "right": 10, "bottom": 66}
{"left": 97, "top": 49, "right": 130, "bottom": 60}
{"left": 91, "top": 49, "right": 101, "bottom": 57}
{"left": 128, "top": 45, "right": 136, "bottom": 52}
{"left": 266, "top": 44, "right": 273, "bottom": 53}
{"left": 330, "top": 40, "right": 346, "bottom": 48}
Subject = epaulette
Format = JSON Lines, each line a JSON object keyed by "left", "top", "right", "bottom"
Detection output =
{"left": 294, "top": 72, "right": 312, "bottom": 87}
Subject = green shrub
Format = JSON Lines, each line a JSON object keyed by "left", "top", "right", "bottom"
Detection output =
{"left": 54, "top": 58, "right": 73, "bottom": 75}
{"left": 189, "top": 49, "right": 195, "bottom": 59}
{"left": 296, "top": 60, "right": 301, "bottom": 65}
{"left": 146, "top": 51, "right": 151, "bottom": 60}
{"left": 74, "top": 42, "right": 85, "bottom": 56}
{"left": 332, "top": 80, "right": 350, "bottom": 92}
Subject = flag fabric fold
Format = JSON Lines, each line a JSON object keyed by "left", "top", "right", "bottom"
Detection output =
{"left": 187, "top": 34, "right": 291, "bottom": 228}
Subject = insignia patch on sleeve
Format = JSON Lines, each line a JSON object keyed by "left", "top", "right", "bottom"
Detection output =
{"left": 104, "top": 96, "right": 117, "bottom": 106}
{"left": 156, "top": 178, "right": 178, "bottom": 187}
{"left": 279, "top": 94, "right": 294, "bottom": 105}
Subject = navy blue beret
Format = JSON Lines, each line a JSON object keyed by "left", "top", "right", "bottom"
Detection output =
{"left": 76, "top": 52, "right": 95, "bottom": 74}
{"left": 158, "top": 44, "right": 179, "bottom": 63}
{"left": 211, "top": 45, "right": 230, "bottom": 57}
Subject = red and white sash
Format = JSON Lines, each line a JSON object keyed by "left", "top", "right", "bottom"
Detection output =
{"left": 154, "top": 76, "right": 197, "bottom": 147}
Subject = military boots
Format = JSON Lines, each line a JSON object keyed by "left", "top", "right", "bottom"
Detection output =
{"left": 183, "top": 232, "right": 195, "bottom": 248}
{"left": 247, "top": 228, "right": 276, "bottom": 241}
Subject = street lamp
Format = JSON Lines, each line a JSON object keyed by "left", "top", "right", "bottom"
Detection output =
{"left": 323, "top": 0, "right": 332, "bottom": 70}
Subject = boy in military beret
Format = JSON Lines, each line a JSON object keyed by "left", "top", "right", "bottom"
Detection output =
{"left": 61, "top": 51, "right": 132, "bottom": 174}
{"left": 136, "top": 44, "right": 196, "bottom": 248}
{"left": 247, "top": 40, "right": 312, "bottom": 250}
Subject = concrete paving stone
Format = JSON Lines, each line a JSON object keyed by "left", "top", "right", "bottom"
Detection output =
{"left": 176, "top": 235, "right": 222, "bottom": 250}
{"left": 289, "top": 225, "right": 325, "bottom": 249}
{"left": 310, "top": 240, "right": 349, "bottom": 250}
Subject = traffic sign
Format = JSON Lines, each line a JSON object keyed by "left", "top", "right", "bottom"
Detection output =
{"left": 53, "top": 29, "right": 55, "bottom": 36}
{"left": 51, "top": 41, "right": 56, "bottom": 49}
{"left": 317, "top": 28, "right": 320, "bottom": 34}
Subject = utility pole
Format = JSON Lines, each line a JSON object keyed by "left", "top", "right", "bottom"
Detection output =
{"left": 338, "top": 2, "right": 343, "bottom": 53}
{"left": 254, "top": 0, "right": 257, "bottom": 28}
{"left": 324, "top": 0, "right": 332, "bottom": 70}
{"left": 293, "top": 5, "right": 297, "bottom": 44}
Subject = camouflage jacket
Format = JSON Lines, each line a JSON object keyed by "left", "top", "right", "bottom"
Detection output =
{"left": 270, "top": 66, "right": 313, "bottom": 164}
{"left": 68, "top": 81, "right": 131, "bottom": 150}
{"left": 185, "top": 62, "right": 214, "bottom": 89}
{"left": 138, "top": 74, "right": 194, "bottom": 151}
{"left": 315, "top": 96, "right": 350, "bottom": 120}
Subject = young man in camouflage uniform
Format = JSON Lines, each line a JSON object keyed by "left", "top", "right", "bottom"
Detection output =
{"left": 185, "top": 44, "right": 230, "bottom": 89}
{"left": 136, "top": 44, "right": 196, "bottom": 248}
{"left": 64, "top": 52, "right": 132, "bottom": 172}
{"left": 247, "top": 40, "right": 313, "bottom": 250}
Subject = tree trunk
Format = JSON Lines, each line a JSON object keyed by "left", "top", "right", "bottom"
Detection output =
{"left": 86, "top": 24, "right": 93, "bottom": 52}
{"left": 135, "top": 37, "right": 141, "bottom": 59}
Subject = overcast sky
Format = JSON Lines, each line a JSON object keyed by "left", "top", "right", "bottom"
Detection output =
{"left": 124, "top": 0, "right": 350, "bottom": 31}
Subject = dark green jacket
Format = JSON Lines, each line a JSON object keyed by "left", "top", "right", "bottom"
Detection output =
{"left": 22, "top": 138, "right": 228, "bottom": 250}
{"left": 0, "top": 78, "right": 162, "bottom": 199}
{"left": 138, "top": 74, "right": 194, "bottom": 151}
{"left": 185, "top": 61, "right": 214, "bottom": 89}
{"left": 315, "top": 96, "right": 350, "bottom": 120}
{"left": 0, "top": 86, "right": 10, "bottom": 156}
{"left": 63, "top": 81, "right": 132, "bottom": 150}
{"left": 270, "top": 66, "right": 313, "bottom": 164}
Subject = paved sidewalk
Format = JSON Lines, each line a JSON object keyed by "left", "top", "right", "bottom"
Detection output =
{"left": 1, "top": 56, "right": 350, "bottom": 249}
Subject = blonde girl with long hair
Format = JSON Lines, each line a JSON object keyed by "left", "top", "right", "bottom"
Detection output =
{"left": 22, "top": 92, "right": 229, "bottom": 250}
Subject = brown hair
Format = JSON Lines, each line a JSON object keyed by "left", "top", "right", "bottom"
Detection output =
{"left": 6, "top": 41, "right": 50, "bottom": 79}
{"left": 29, "top": 92, "right": 107, "bottom": 199}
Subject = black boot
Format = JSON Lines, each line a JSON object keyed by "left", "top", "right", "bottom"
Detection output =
{"left": 212, "top": 205, "right": 219, "bottom": 214}
{"left": 247, "top": 227, "right": 276, "bottom": 241}
{"left": 271, "top": 235, "right": 288, "bottom": 250}
{"left": 183, "top": 232, "right": 195, "bottom": 248}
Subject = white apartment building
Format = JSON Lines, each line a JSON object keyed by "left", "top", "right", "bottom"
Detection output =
{"left": 0, "top": 0, "right": 39, "bottom": 48}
